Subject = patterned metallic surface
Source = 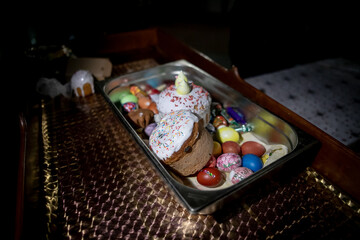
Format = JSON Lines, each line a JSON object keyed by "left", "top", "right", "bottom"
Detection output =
{"left": 39, "top": 94, "right": 360, "bottom": 239}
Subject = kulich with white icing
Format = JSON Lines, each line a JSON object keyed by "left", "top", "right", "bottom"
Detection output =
{"left": 149, "top": 110, "right": 199, "bottom": 161}
{"left": 155, "top": 74, "right": 211, "bottom": 123}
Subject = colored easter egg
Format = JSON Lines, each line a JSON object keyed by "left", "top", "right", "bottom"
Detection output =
{"left": 147, "top": 88, "right": 160, "bottom": 95}
{"left": 213, "top": 115, "right": 228, "bottom": 129}
{"left": 138, "top": 97, "right": 152, "bottom": 109}
{"left": 242, "top": 154, "right": 263, "bottom": 172}
{"left": 120, "top": 94, "right": 138, "bottom": 104}
{"left": 205, "top": 155, "right": 217, "bottom": 168}
{"left": 229, "top": 167, "right": 253, "bottom": 184}
{"left": 197, "top": 167, "right": 222, "bottom": 187}
{"left": 216, "top": 153, "right": 242, "bottom": 172}
{"left": 212, "top": 141, "right": 222, "bottom": 157}
{"left": 130, "top": 85, "right": 147, "bottom": 97}
{"left": 122, "top": 102, "right": 137, "bottom": 112}
{"left": 222, "top": 141, "right": 241, "bottom": 154}
{"left": 147, "top": 101, "right": 159, "bottom": 114}
{"left": 216, "top": 126, "right": 240, "bottom": 143}
{"left": 109, "top": 90, "right": 131, "bottom": 103}
{"left": 144, "top": 123, "right": 157, "bottom": 137}
{"left": 241, "top": 141, "right": 266, "bottom": 157}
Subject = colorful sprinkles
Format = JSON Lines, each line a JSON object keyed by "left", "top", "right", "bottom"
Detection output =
{"left": 203, "top": 169, "right": 216, "bottom": 178}
{"left": 149, "top": 110, "right": 199, "bottom": 160}
{"left": 156, "top": 84, "right": 211, "bottom": 121}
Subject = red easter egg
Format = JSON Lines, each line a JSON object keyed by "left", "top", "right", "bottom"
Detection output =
{"left": 213, "top": 116, "right": 228, "bottom": 129}
{"left": 240, "top": 141, "right": 266, "bottom": 157}
{"left": 222, "top": 141, "right": 241, "bottom": 154}
{"left": 197, "top": 167, "right": 222, "bottom": 187}
{"left": 205, "top": 155, "right": 217, "bottom": 168}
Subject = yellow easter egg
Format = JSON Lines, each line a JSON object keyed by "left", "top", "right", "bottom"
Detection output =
{"left": 216, "top": 127, "right": 240, "bottom": 143}
{"left": 212, "top": 141, "right": 222, "bottom": 157}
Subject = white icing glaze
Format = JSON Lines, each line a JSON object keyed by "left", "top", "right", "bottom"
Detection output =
{"left": 155, "top": 84, "right": 211, "bottom": 123}
{"left": 149, "top": 110, "right": 199, "bottom": 160}
{"left": 70, "top": 70, "right": 94, "bottom": 97}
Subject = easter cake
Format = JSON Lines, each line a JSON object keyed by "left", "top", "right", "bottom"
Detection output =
{"left": 155, "top": 71, "right": 212, "bottom": 124}
{"left": 149, "top": 110, "right": 213, "bottom": 176}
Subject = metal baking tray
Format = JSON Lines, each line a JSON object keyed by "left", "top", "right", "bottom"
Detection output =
{"left": 97, "top": 60, "right": 319, "bottom": 214}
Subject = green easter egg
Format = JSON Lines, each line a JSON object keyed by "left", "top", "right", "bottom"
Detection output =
{"left": 120, "top": 94, "right": 138, "bottom": 104}
{"left": 109, "top": 90, "right": 131, "bottom": 103}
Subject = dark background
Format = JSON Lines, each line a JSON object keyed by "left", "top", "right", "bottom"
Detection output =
{"left": 3, "top": 1, "right": 359, "bottom": 109}
{"left": 2, "top": 1, "right": 359, "bottom": 239}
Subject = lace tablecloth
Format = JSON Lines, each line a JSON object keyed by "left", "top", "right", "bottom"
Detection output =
{"left": 246, "top": 58, "right": 360, "bottom": 147}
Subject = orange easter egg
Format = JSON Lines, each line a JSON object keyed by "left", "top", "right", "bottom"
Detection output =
{"left": 138, "top": 97, "right": 152, "bottom": 109}
{"left": 212, "top": 141, "right": 222, "bottom": 157}
{"left": 148, "top": 101, "right": 159, "bottom": 114}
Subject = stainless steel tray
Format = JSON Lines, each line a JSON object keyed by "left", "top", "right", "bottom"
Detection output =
{"left": 97, "top": 60, "right": 319, "bottom": 214}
